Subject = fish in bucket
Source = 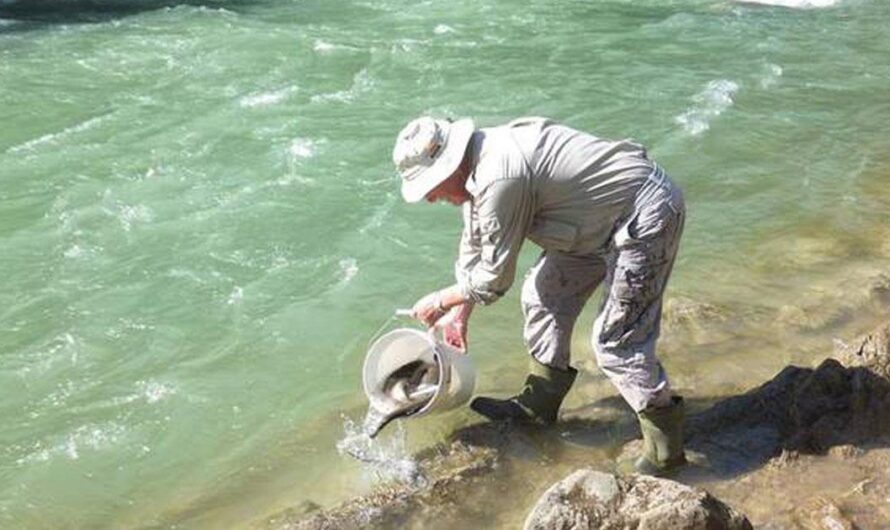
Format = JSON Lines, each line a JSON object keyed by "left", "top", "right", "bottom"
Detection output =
{"left": 362, "top": 327, "right": 476, "bottom": 437}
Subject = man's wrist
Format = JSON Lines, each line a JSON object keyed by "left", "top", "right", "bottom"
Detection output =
{"left": 435, "top": 291, "right": 447, "bottom": 312}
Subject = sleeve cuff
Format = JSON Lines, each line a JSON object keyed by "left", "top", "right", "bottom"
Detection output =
{"left": 458, "top": 276, "right": 502, "bottom": 306}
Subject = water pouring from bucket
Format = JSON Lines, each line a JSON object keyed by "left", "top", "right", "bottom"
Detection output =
{"left": 361, "top": 315, "right": 476, "bottom": 438}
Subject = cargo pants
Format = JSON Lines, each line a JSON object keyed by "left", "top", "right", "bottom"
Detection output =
{"left": 520, "top": 167, "right": 685, "bottom": 412}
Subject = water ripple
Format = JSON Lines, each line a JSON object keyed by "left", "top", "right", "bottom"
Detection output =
{"left": 310, "top": 68, "right": 375, "bottom": 104}
{"left": 238, "top": 86, "right": 298, "bottom": 108}
{"left": 675, "top": 79, "right": 740, "bottom": 136}
{"left": 15, "top": 422, "right": 127, "bottom": 466}
{"left": 736, "top": 0, "right": 838, "bottom": 7}
{"left": 7, "top": 113, "right": 112, "bottom": 154}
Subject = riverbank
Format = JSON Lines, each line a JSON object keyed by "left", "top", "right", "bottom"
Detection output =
{"left": 277, "top": 315, "right": 890, "bottom": 529}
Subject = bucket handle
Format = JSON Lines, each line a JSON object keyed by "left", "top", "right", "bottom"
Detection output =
{"left": 365, "top": 308, "right": 420, "bottom": 349}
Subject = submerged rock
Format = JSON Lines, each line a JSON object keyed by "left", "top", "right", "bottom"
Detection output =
{"left": 755, "top": 235, "right": 848, "bottom": 272}
{"left": 663, "top": 296, "right": 728, "bottom": 329}
{"left": 771, "top": 274, "right": 890, "bottom": 334}
{"left": 867, "top": 274, "right": 890, "bottom": 308}
{"left": 523, "top": 469, "right": 752, "bottom": 530}
{"left": 775, "top": 301, "right": 850, "bottom": 332}
{"left": 662, "top": 296, "right": 732, "bottom": 345}
{"left": 297, "top": 501, "right": 321, "bottom": 515}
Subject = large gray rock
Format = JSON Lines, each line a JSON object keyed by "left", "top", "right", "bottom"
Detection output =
{"left": 523, "top": 469, "right": 752, "bottom": 530}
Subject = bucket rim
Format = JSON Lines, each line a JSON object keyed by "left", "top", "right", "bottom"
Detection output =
{"left": 362, "top": 327, "right": 450, "bottom": 417}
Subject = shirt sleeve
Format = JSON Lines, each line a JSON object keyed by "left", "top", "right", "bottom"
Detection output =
{"left": 454, "top": 202, "right": 481, "bottom": 287}
{"left": 458, "top": 177, "right": 532, "bottom": 305}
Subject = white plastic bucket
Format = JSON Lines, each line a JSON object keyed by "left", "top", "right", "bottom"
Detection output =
{"left": 363, "top": 328, "right": 475, "bottom": 423}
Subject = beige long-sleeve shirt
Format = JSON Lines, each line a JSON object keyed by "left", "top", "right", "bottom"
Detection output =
{"left": 455, "top": 117, "right": 655, "bottom": 305}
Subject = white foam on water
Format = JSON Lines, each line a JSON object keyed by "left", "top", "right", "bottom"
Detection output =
{"left": 167, "top": 268, "right": 206, "bottom": 284}
{"left": 227, "top": 286, "right": 244, "bottom": 305}
{"left": 63, "top": 241, "right": 101, "bottom": 260}
{"left": 313, "top": 39, "right": 337, "bottom": 53}
{"left": 37, "top": 380, "right": 77, "bottom": 409}
{"left": 736, "top": 0, "right": 838, "bottom": 7}
{"left": 434, "top": 24, "right": 455, "bottom": 35}
{"left": 15, "top": 332, "right": 80, "bottom": 378}
{"left": 310, "top": 68, "right": 375, "bottom": 104}
{"left": 310, "top": 90, "right": 353, "bottom": 104}
{"left": 115, "top": 204, "right": 155, "bottom": 232}
{"left": 31, "top": 376, "right": 173, "bottom": 422}
{"left": 387, "top": 236, "right": 409, "bottom": 249}
{"left": 16, "top": 422, "right": 126, "bottom": 466}
{"left": 358, "top": 195, "right": 396, "bottom": 235}
{"left": 391, "top": 38, "right": 425, "bottom": 54}
{"left": 336, "top": 258, "right": 359, "bottom": 288}
{"left": 267, "top": 254, "right": 292, "bottom": 273}
{"left": 7, "top": 114, "right": 110, "bottom": 154}
{"left": 137, "top": 380, "right": 176, "bottom": 404}
{"left": 289, "top": 137, "right": 316, "bottom": 159}
{"left": 675, "top": 79, "right": 740, "bottom": 136}
{"left": 105, "top": 318, "right": 156, "bottom": 341}
{"left": 56, "top": 207, "right": 77, "bottom": 233}
{"left": 97, "top": 379, "right": 174, "bottom": 409}
{"left": 64, "top": 244, "right": 86, "bottom": 259}
{"left": 276, "top": 173, "right": 317, "bottom": 187}
{"left": 336, "top": 415, "right": 426, "bottom": 487}
{"left": 760, "top": 63, "right": 784, "bottom": 89}
{"left": 278, "top": 137, "right": 322, "bottom": 186}
{"left": 238, "top": 86, "right": 297, "bottom": 108}
{"left": 312, "top": 39, "right": 360, "bottom": 54}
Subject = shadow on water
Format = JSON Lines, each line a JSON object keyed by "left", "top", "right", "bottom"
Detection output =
{"left": 0, "top": 0, "right": 257, "bottom": 31}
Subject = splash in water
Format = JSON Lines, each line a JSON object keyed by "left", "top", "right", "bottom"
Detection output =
{"left": 336, "top": 415, "right": 427, "bottom": 488}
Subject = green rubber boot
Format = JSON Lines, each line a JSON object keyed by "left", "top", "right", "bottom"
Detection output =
{"left": 470, "top": 359, "right": 577, "bottom": 426}
{"left": 633, "top": 396, "right": 687, "bottom": 475}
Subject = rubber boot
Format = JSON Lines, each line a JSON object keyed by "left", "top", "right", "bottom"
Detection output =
{"left": 633, "top": 396, "right": 687, "bottom": 475}
{"left": 470, "top": 359, "right": 577, "bottom": 426}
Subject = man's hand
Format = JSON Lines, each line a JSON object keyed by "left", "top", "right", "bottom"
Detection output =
{"left": 411, "top": 290, "right": 447, "bottom": 327}
{"left": 436, "top": 303, "right": 474, "bottom": 352}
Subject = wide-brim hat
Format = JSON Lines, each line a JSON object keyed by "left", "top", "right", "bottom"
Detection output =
{"left": 392, "top": 116, "right": 475, "bottom": 203}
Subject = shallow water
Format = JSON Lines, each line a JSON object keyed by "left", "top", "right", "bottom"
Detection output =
{"left": 1, "top": 0, "right": 889, "bottom": 528}
{"left": 335, "top": 416, "right": 424, "bottom": 487}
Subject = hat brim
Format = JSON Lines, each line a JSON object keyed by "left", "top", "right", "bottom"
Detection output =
{"left": 400, "top": 118, "right": 475, "bottom": 203}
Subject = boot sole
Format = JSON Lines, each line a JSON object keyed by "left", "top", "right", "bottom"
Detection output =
{"left": 470, "top": 397, "right": 532, "bottom": 422}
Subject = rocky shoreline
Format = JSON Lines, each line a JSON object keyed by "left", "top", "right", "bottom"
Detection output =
{"left": 270, "top": 319, "right": 890, "bottom": 529}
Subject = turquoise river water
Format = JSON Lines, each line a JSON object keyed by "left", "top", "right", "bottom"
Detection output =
{"left": 1, "top": 0, "right": 889, "bottom": 528}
